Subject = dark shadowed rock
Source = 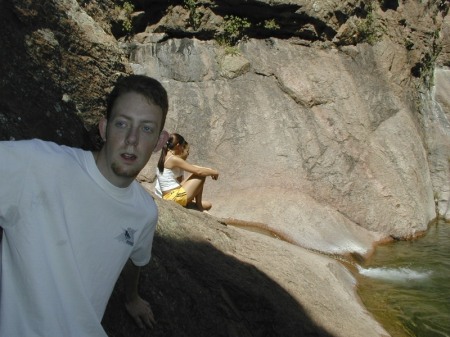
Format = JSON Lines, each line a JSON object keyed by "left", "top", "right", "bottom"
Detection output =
{"left": 102, "top": 195, "right": 388, "bottom": 337}
{"left": 0, "top": 0, "right": 127, "bottom": 148}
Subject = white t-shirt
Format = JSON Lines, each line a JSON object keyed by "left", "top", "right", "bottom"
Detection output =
{"left": 0, "top": 139, "right": 157, "bottom": 337}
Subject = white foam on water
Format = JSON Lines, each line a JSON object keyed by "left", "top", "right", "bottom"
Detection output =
{"left": 357, "top": 265, "right": 432, "bottom": 282}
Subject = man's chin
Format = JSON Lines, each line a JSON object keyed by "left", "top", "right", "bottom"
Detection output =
{"left": 111, "top": 163, "right": 141, "bottom": 179}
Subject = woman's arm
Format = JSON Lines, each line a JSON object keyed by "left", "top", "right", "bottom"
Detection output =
{"left": 167, "top": 156, "right": 219, "bottom": 178}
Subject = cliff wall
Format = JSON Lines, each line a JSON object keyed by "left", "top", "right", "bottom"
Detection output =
{"left": 131, "top": 0, "right": 449, "bottom": 249}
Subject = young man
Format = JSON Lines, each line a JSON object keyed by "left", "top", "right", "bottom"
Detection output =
{"left": 0, "top": 74, "right": 168, "bottom": 336}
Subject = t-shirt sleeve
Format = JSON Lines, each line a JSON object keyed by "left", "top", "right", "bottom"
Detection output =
{"left": 129, "top": 199, "right": 158, "bottom": 266}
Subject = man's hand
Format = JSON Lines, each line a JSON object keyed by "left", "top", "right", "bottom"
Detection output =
{"left": 125, "top": 296, "right": 156, "bottom": 329}
{"left": 121, "top": 260, "right": 155, "bottom": 329}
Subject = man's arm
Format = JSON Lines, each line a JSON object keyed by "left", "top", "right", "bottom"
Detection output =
{"left": 122, "top": 259, "right": 155, "bottom": 329}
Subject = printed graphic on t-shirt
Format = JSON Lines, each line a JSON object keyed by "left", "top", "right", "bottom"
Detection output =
{"left": 115, "top": 227, "right": 136, "bottom": 246}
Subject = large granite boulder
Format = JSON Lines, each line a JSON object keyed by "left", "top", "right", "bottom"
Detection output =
{"left": 103, "top": 195, "right": 389, "bottom": 337}
{"left": 135, "top": 36, "right": 435, "bottom": 248}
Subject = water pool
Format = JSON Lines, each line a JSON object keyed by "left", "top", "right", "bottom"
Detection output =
{"left": 356, "top": 222, "right": 450, "bottom": 337}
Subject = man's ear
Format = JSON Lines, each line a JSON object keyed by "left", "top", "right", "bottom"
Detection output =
{"left": 153, "top": 129, "right": 170, "bottom": 153}
{"left": 99, "top": 117, "right": 108, "bottom": 141}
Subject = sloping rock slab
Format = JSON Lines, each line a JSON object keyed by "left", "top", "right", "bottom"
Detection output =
{"left": 103, "top": 194, "right": 388, "bottom": 337}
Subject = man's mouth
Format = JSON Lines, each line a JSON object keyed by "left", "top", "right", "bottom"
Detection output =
{"left": 121, "top": 153, "right": 137, "bottom": 161}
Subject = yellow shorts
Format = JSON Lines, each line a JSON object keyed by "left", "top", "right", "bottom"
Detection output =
{"left": 162, "top": 187, "right": 187, "bottom": 206}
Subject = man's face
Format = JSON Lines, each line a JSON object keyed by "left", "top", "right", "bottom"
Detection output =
{"left": 98, "top": 91, "right": 163, "bottom": 187}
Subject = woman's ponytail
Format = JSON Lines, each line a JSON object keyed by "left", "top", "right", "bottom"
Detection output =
{"left": 157, "top": 143, "right": 168, "bottom": 173}
{"left": 157, "top": 133, "right": 186, "bottom": 173}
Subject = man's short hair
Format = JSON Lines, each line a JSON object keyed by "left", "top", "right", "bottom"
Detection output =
{"left": 106, "top": 75, "right": 169, "bottom": 130}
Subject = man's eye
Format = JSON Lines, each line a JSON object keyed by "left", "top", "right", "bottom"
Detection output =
{"left": 142, "top": 125, "right": 154, "bottom": 133}
{"left": 114, "top": 121, "right": 127, "bottom": 128}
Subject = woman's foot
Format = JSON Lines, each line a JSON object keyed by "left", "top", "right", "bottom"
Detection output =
{"left": 201, "top": 200, "right": 212, "bottom": 211}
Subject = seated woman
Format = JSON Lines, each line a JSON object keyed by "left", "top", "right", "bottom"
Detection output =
{"left": 155, "top": 133, "right": 219, "bottom": 211}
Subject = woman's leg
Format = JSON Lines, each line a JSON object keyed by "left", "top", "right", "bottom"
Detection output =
{"left": 199, "top": 200, "right": 212, "bottom": 211}
{"left": 193, "top": 192, "right": 213, "bottom": 211}
{"left": 186, "top": 199, "right": 212, "bottom": 211}
{"left": 181, "top": 174, "right": 207, "bottom": 211}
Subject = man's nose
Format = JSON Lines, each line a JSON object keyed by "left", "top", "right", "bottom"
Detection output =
{"left": 125, "top": 127, "right": 139, "bottom": 145}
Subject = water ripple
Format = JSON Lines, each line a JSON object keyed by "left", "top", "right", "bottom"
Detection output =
{"left": 356, "top": 222, "right": 450, "bottom": 337}
{"left": 357, "top": 266, "right": 433, "bottom": 282}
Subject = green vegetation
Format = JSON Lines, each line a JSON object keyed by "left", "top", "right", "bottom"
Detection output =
{"left": 122, "top": 2, "right": 134, "bottom": 32}
{"left": 184, "top": 0, "right": 202, "bottom": 30}
{"left": 223, "top": 45, "right": 240, "bottom": 56}
{"left": 114, "top": 1, "right": 134, "bottom": 33}
{"left": 216, "top": 15, "right": 251, "bottom": 46}
{"left": 404, "top": 38, "right": 414, "bottom": 51}
{"left": 355, "top": 2, "right": 381, "bottom": 45}
{"left": 409, "top": 28, "right": 443, "bottom": 88}
{"left": 263, "top": 19, "right": 280, "bottom": 30}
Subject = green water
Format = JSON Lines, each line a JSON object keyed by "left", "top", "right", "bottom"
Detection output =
{"left": 356, "top": 222, "right": 450, "bottom": 337}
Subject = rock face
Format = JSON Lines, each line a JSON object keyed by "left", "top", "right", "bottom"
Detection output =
{"left": 0, "top": 0, "right": 127, "bottom": 148}
{"left": 427, "top": 67, "right": 450, "bottom": 220}
{"left": 135, "top": 37, "right": 437, "bottom": 244}
{"left": 102, "top": 196, "right": 389, "bottom": 337}
{"left": 1, "top": 0, "right": 450, "bottom": 336}
{"left": 130, "top": 1, "right": 450, "bottom": 245}
{"left": 437, "top": 13, "right": 450, "bottom": 67}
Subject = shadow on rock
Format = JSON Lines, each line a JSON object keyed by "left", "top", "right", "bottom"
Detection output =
{"left": 103, "top": 233, "right": 333, "bottom": 337}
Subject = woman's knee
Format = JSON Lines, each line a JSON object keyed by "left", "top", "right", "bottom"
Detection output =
{"left": 191, "top": 174, "right": 205, "bottom": 181}
{"left": 183, "top": 174, "right": 205, "bottom": 184}
{"left": 182, "top": 179, "right": 204, "bottom": 197}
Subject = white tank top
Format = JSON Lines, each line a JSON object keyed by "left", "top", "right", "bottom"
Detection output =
{"left": 154, "top": 155, "right": 183, "bottom": 197}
